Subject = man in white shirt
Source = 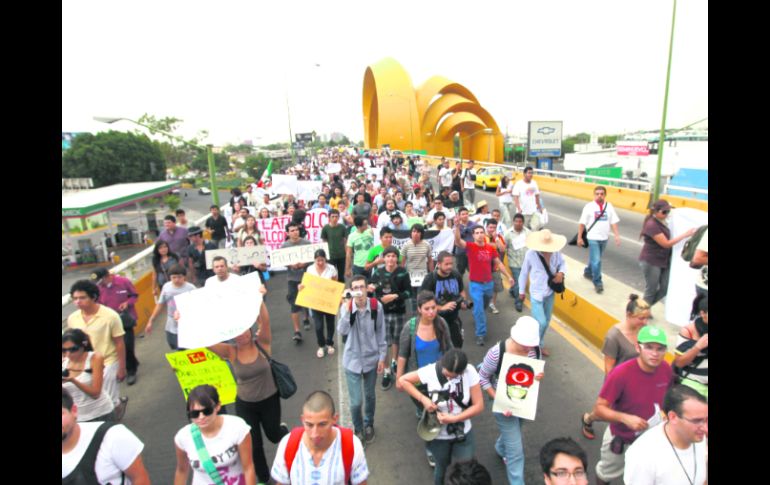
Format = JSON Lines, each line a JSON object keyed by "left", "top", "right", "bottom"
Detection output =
{"left": 425, "top": 198, "right": 455, "bottom": 226}
{"left": 461, "top": 160, "right": 477, "bottom": 207}
{"left": 62, "top": 388, "right": 150, "bottom": 484}
{"left": 577, "top": 186, "right": 620, "bottom": 294}
{"left": 205, "top": 255, "right": 241, "bottom": 287}
{"left": 624, "top": 385, "right": 708, "bottom": 485}
{"left": 438, "top": 158, "right": 453, "bottom": 190}
{"left": 512, "top": 166, "right": 543, "bottom": 230}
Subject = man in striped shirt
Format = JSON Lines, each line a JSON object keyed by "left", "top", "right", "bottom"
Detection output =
{"left": 400, "top": 224, "right": 434, "bottom": 314}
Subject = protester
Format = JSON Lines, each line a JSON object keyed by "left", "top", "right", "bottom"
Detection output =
{"left": 503, "top": 213, "right": 529, "bottom": 312}
{"left": 673, "top": 297, "right": 708, "bottom": 398}
{"left": 205, "top": 205, "right": 229, "bottom": 248}
{"left": 483, "top": 218, "right": 506, "bottom": 314}
{"left": 577, "top": 186, "right": 621, "bottom": 294}
{"left": 346, "top": 216, "right": 375, "bottom": 279}
{"left": 364, "top": 227, "right": 400, "bottom": 273}
{"left": 539, "top": 437, "right": 589, "bottom": 485}
{"left": 401, "top": 224, "right": 435, "bottom": 312}
{"left": 62, "top": 329, "right": 115, "bottom": 422}
{"left": 237, "top": 215, "right": 260, "bottom": 247}
{"left": 512, "top": 166, "right": 543, "bottom": 230}
{"left": 283, "top": 222, "right": 312, "bottom": 343}
{"left": 299, "top": 249, "right": 339, "bottom": 358}
{"left": 496, "top": 176, "right": 515, "bottom": 226}
{"left": 146, "top": 264, "right": 196, "bottom": 350}
{"left": 453, "top": 207, "right": 480, "bottom": 276}
{"left": 186, "top": 225, "right": 218, "bottom": 287}
{"left": 321, "top": 208, "right": 348, "bottom": 279}
{"left": 158, "top": 214, "right": 190, "bottom": 266}
{"left": 420, "top": 251, "right": 468, "bottom": 348}
{"left": 151, "top": 240, "right": 180, "bottom": 298}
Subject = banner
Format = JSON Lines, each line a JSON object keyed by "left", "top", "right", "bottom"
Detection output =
{"left": 176, "top": 272, "right": 263, "bottom": 349}
{"left": 165, "top": 348, "right": 237, "bottom": 405}
{"left": 665, "top": 208, "right": 708, "bottom": 326}
{"left": 271, "top": 174, "right": 299, "bottom": 195}
{"left": 295, "top": 272, "right": 345, "bottom": 315}
{"left": 492, "top": 353, "right": 545, "bottom": 420}
{"left": 376, "top": 229, "right": 455, "bottom": 261}
{"left": 297, "top": 180, "right": 323, "bottom": 201}
{"left": 205, "top": 246, "right": 269, "bottom": 269}
{"left": 326, "top": 163, "right": 342, "bottom": 174}
{"left": 254, "top": 208, "right": 329, "bottom": 251}
{"left": 269, "top": 242, "right": 330, "bottom": 267}
{"left": 366, "top": 166, "right": 383, "bottom": 179}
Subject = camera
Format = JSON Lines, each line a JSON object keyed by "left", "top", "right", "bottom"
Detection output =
{"left": 446, "top": 422, "right": 466, "bottom": 442}
{"left": 62, "top": 368, "right": 70, "bottom": 378}
{"left": 464, "top": 299, "right": 474, "bottom": 310}
{"left": 343, "top": 290, "right": 364, "bottom": 299}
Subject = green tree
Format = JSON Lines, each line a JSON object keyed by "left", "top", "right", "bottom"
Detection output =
{"left": 62, "top": 131, "right": 166, "bottom": 187}
{"left": 191, "top": 151, "right": 231, "bottom": 175}
{"left": 164, "top": 194, "right": 181, "bottom": 211}
{"left": 562, "top": 132, "right": 591, "bottom": 154}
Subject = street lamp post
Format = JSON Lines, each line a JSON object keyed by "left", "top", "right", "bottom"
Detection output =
{"left": 652, "top": 0, "right": 677, "bottom": 204}
{"left": 94, "top": 116, "right": 220, "bottom": 206}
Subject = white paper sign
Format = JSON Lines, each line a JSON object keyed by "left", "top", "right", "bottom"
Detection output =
{"left": 511, "top": 233, "right": 527, "bottom": 251}
{"left": 326, "top": 163, "right": 342, "bottom": 174}
{"left": 271, "top": 174, "right": 299, "bottom": 195}
{"left": 269, "top": 242, "right": 330, "bottom": 267}
{"left": 665, "top": 208, "right": 708, "bottom": 326}
{"left": 409, "top": 270, "right": 428, "bottom": 287}
{"left": 492, "top": 353, "right": 545, "bottom": 420}
{"left": 205, "top": 246, "right": 270, "bottom": 269}
{"left": 176, "top": 272, "right": 263, "bottom": 349}
{"left": 366, "top": 167, "right": 384, "bottom": 179}
{"left": 297, "top": 181, "right": 323, "bottom": 201}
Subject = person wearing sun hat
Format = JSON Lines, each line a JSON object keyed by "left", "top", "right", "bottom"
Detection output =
{"left": 591, "top": 325, "right": 674, "bottom": 485}
{"left": 518, "top": 229, "right": 567, "bottom": 356}
{"left": 478, "top": 316, "right": 545, "bottom": 484}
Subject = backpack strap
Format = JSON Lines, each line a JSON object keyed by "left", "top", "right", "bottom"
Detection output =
{"left": 63, "top": 422, "right": 120, "bottom": 485}
{"left": 370, "top": 298, "right": 379, "bottom": 331}
{"left": 338, "top": 425, "right": 355, "bottom": 485}
{"left": 495, "top": 340, "right": 506, "bottom": 378}
{"left": 284, "top": 427, "right": 305, "bottom": 479}
{"left": 191, "top": 424, "right": 225, "bottom": 485}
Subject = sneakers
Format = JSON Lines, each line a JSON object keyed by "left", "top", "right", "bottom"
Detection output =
{"left": 581, "top": 413, "right": 596, "bottom": 440}
{"left": 292, "top": 331, "right": 303, "bottom": 343}
{"left": 475, "top": 336, "right": 485, "bottom": 346}
{"left": 390, "top": 359, "right": 397, "bottom": 376}
{"left": 488, "top": 303, "right": 499, "bottom": 314}
{"left": 303, "top": 319, "right": 311, "bottom": 331}
{"left": 426, "top": 448, "right": 436, "bottom": 468}
{"left": 316, "top": 347, "right": 325, "bottom": 358}
{"left": 326, "top": 345, "right": 335, "bottom": 356}
{"left": 515, "top": 302, "right": 523, "bottom": 312}
{"left": 595, "top": 284, "right": 604, "bottom": 294}
{"left": 126, "top": 373, "right": 137, "bottom": 386}
{"left": 381, "top": 371, "right": 393, "bottom": 391}
{"left": 583, "top": 272, "right": 592, "bottom": 280}
{"left": 114, "top": 397, "right": 129, "bottom": 421}
{"left": 364, "top": 426, "right": 375, "bottom": 444}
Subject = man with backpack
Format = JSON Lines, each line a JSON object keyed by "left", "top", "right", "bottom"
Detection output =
{"left": 271, "top": 391, "right": 370, "bottom": 485}
{"left": 337, "top": 276, "right": 387, "bottom": 447}
{"left": 62, "top": 388, "right": 150, "bottom": 484}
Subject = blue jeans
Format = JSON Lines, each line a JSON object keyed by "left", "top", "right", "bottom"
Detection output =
{"left": 530, "top": 293, "right": 555, "bottom": 347}
{"left": 345, "top": 368, "right": 377, "bottom": 433}
{"left": 470, "top": 281, "right": 494, "bottom": 337}
{"left": 494, "top": 413, "right": 525, "bottom": 485}
{"left": 584, "top": 239, "right": 607, "bottom": 286}
{"left": 507, "top": 267, "right": 522, "bottom": 304}
{"left": 427, "top": 429, "right": 476, "bottom": 485}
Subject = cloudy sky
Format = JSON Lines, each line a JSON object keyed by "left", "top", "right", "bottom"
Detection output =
{"left": 63, "top": 0, "right": 707, "bottom": 146}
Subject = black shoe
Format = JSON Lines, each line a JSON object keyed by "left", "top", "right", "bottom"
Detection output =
{"left": 390, "top": 359, "right": 397, "bottom": 376}
{"left": 515, "top": 303, "right": 523, "bottom": 312}
{"left": 126, "top": 374, "right": 137, "bottom": 386}
{"left": 381, "top": 371, "right": 393, "bottom": 391}
{"left": 364, "top": 425, "right": 375, "bottom": 444}
{"left": 303, "top": 319, "right": 311, "bottom": 331}
{"left": 293, "top": 331, "right": 303, "bottom": 343}
{"left": 475, "top": 336, "right": 485, "bottom": 346}
{"left": 583, "top": 272, "right": 592, "bottom": 280}
{"left": 595, "top": 284, "right": 604, "bottom": 294}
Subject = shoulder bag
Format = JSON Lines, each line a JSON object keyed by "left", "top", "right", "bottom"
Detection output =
{"left": 536, "top": 252, "right": 565, "bottom": 297}
{"left": 568, "top": 203, "right": 607, "bottom": 248}
{"left": 190, "top": 424, "right": 226, "bottom": 485}
{"left": 254, "top": 340, "right": 297, "bottom": 399}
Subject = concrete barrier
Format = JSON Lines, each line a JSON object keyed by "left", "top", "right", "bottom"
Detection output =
{"left": 532, "top": 175, "right": 651, "bottom": 214}
{"left": 132, "top": 271, "right": 155, "bottom": 334}
{"left": 661, "top": 194, "right": 708, "bottom": 212}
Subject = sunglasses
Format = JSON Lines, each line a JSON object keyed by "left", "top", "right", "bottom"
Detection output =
{"left": 659, "top": 209, "right": 670, "bottom": 214}
{"left": 188, "top": 407, "right": 215, "bottom": 419}
{"left": 62, "top": 345, "right": 82, "bottom": 353}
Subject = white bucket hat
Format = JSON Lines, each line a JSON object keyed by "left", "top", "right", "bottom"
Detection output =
{"left": 510, "top": 316, "right": 540, "bottom": 347}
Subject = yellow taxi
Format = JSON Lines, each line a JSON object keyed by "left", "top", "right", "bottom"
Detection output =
{"left": 474, "top": 166, "right": 508, "bottom": 190}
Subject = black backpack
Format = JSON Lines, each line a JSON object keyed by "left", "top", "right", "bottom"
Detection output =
{"left": 494, "top": 340, "right": 542, "bottom": 378}
{"left": 435, "top": 361, "right": 469, "bottom": 410}
{"left": 63, "top": 422, "right": 124, "bottom": 485}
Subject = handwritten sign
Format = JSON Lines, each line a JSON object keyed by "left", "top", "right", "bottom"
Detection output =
{"left": 366, "top": 166, "right": 384, "bottom": 179}
{"left": 326, "top": 163, "right": 342, "bottom": 174}
{"left": 205, "top": 246, "right": 269, "bottom": 269}
{"left": 165, "top": 348, "right": 237, "bottom": 405}
{"left": 295, "top": 272, "right": 345, "bottom": 315}
{"left": 409, "top": 270, "right": 428, "bottom": 287}
{"left": 269, "top": 242, "right": 330, "bottom": 267}
{"left": 176, "top": 272, "right": 263, "bottom": 349}
{"left": 492, "top": 353, "right": 545, "bottom": 420}
{"left": 297, "top": 181, "right": 323, "bottom": 201}
{"left": 254, "top": 209, "right": 329, "bottom": 251}
{"left": 271, "top": 174, "right": 299, "bottom": 195}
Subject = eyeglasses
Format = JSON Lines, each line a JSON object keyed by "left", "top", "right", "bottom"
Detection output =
{"left": 549, "top": 470, "right": 588, "bottom": 481}
{"left": 351, "top": 286, "right": 367, "bottom": 291}
{"left": 62, "top": 345, "right": 82, "bottom": 353}
{"left": 659, "top": 209, "right": 670, "bottom": 214}
{"left": 188, "top": 407, "right": 215, "bottom": 419}
{"left": 679, "top": 415, "right": 708, "bottom": 426}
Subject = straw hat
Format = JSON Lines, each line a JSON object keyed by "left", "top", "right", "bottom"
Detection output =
{"left": 476, "top": 200, "right": 488, "bottom": 209}
{"left": 525, "top": 229, "right": 566, "bottom": 252}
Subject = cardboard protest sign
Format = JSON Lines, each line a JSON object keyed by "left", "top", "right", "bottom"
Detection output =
{"left": 269, "top": 242, "right": 330, "bottom": 267}
{"left": 378, "top": 229, "right": 455, "bottom": 261}
{"left": 176, "top": 272, "right": 263, "bottom": 349}
{"left": 666, "top": 208, "right": 708, "bottom": 326}
{"left": 492, "top": 353, "right": 545, "bottom": 420}
{"left": 165, "top": 348, "right": 237, "bottom": 405}
{"left": 271, "top": 174, "right": 299, "bottom": 195}
{"left": 205, "top": 246, "right": 269, "bottom": 269}
{"left": 295, "top": 272, "right": 345, "bottom": 315}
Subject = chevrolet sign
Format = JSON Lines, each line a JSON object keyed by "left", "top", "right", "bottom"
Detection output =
{"left": 528, "top": 121, "right": 563, "bottom": 158}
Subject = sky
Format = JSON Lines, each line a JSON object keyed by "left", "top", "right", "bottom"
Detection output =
{"left": 62, "top": 0, "right": 707, "bottom": 147}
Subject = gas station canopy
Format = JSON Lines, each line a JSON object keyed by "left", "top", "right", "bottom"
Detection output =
{"left": 62, "top": 181, "right": 179, "bottom": 218}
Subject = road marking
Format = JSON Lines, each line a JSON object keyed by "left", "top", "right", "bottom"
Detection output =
{"left": 337, "top": 331, "right": 351, "bottom": 428}
{"left": 550, "top": 318, "right": 605, "bottom": 372}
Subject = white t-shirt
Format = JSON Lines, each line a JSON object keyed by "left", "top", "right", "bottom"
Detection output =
{"left": 579, "top": 201, "right": 620, "bottom": 241}
{"left": 462, "top": 168, "right": 476, "bottom": 189}
{"left": 159, "top": 281, "right": 196, "bottom": 334}
{"left": 417, "top": 364, "right": 480, "bottom": 440}
{"left": 174, "top": 415, "right": 252, "bottom": 485}
{"left": 62, "top": 422, "right": 144, "bottom": 484}
{"left": 512, "top": 180, "right": 540, "bottom": 214}
{"left": 205, "top": 272, "right": 242, "bottom": 288}
{"left": 409, "top": 195, "right": 428, "bottom": 214}
{"left": 439, "top": 167, "right": 453, "bottom": 188}
{"left": 307, "top": 263, "right": 338, "bottom": 280}
{"left": 426, "top": 207, "right": 455, "bottom": 224}
{"left": 271, "top": 428, "right": 370, "bottom": 485}
{"left": 498, "top": 183, "right": 514, "bottom": 203}
{"left": 624, "top": 422, "right": 708, "bottom": 485}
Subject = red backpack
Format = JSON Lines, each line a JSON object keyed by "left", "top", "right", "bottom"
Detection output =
{"left": 284, "top": 425, "right": 355, "bottom": 484}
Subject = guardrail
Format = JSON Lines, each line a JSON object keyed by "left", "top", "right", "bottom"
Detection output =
{"left": 664, "top": 184, "right": 708, "bottom": 197}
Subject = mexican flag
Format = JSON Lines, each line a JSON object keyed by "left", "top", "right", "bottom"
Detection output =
{"left": 258, "top": 160, "right": 273, "bottom": 187}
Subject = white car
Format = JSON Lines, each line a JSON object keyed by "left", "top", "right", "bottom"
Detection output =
{"left": 198, "top": 187, "right": 212, "bottom": 195}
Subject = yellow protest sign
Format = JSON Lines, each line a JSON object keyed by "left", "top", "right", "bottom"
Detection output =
{"left": 165, "top": 348, "right": 237, "bottom": 405}
{"left": 295, "top": 272, "right": 345, "bottom": 315}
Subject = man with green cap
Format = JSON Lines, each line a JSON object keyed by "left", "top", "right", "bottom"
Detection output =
{"left": 591, "top": 325, "right": 674, "bottom": 485}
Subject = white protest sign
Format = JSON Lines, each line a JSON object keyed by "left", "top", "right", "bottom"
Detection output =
{"left": 269, "top": 242, "right": 330, "bottom": 267}
{"left": 492, "top": 353, "right": 545, "bottom": 420}
{"left": 366, "top": 167, "right": 384, "bottom": 180}
{"left": 409, "top": 270, "right": 428, "bottom": 287}
{"left": 205, "top": 246, "right": 270, "bottom": 269}
{"left": 326, "top": 163, "right": 342, "bottom": 174}
{"left": 665, "top": 208, "right": 708, "bottom": 327}
{"left": 176, "top": 272, "right": 263, "bottom": 349}
{"left": 271, "top": 174, "right": 299, "bottom": 195}
{"left": 297, "top": 181, "right": 323, "bottom": 201}
{"left": 379, "top": 229, "right": 455, "bottom": 261}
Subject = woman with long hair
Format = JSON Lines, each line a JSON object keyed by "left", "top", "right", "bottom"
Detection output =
{"left": 257, "top": 207, "right": 271, "bottom": 220}
{"left": 580, "top": 294, "right": 651, "bottom": 440}
{"left": 151, "top": 240, "right": 180, "bottom": 298}
{"left": 638, "top": 199, "right": 696, "bottom": 306}
{"left": 330, "top": 186, "right": 344, "bottom": 210}
{"left": 237, "top": 215, "right": 260, "bottom": 247}
{"left": 496, "top": 175, "right": 515, "bottom": 226}
{"left": 61, "top": 329, "right": 115, "bottom": 422}
{"left": 173, "top": 384, "right": 257, "bottom": 485}
{"left": 298, "top": 249, "right": 339, "bottom": 358}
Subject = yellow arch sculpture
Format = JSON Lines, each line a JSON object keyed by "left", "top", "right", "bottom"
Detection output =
{"left": 362, "top": 58, "right": 504, "bottom": 163}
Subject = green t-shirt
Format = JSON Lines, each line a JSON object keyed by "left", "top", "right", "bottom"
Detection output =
{"left": 321, "top": 223, "right": 347, "bottom": 260}
{"left": 347, "top": 229, "right": 374, "bottom": 267}
{"left": 366, "top": 244, "right": 403, "bottom": 267}
{"left": 407, "top": 216, "right": 425, "bottom": 229}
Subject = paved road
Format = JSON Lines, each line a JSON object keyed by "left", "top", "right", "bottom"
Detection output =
{"left": 117, "top": 272, "right": 607, "bottom": 484}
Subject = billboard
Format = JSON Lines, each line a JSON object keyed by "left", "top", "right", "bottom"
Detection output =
{"left": 616, "top": 140, "right": 650, "bottom": 156}
{"left": 527, "top": 121, "right": 562, "bottom": 158}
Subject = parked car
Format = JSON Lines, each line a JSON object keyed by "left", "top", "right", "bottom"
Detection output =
{"left": 198, "top": 187, "right": 212, "bottom": 195}
{"left": 474, "top": 166, "right": 507, "bottom": 190}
